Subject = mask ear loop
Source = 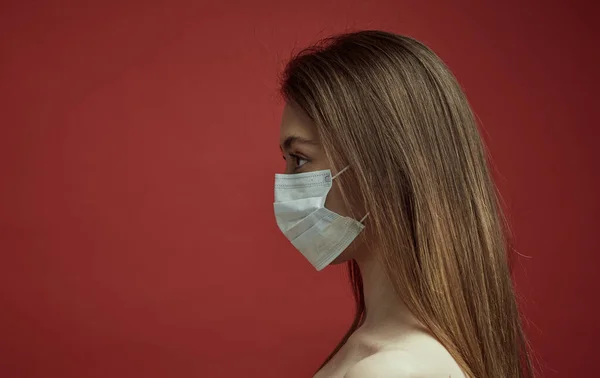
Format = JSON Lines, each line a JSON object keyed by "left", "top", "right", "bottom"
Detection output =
{"left": 332, "top": 165, "right": 369, "bottom": 224}
{"left": 332, "top": 165, "right": 350, "bottom": 180}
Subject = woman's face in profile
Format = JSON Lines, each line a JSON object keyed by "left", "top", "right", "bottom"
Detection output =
{"left": 278, "top": 104, "right": 365, "bottom": 264}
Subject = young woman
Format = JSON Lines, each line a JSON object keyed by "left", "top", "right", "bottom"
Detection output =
{"left": 274, "top": 30, "right": 533, "bottom": 378}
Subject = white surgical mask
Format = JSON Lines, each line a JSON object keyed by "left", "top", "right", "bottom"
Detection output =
{"left": 273, "top": 166, "right": 368, "bottom": 271}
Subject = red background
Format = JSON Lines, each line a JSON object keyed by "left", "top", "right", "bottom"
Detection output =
{"left": 1, "top": 1, "right": 598, "bottom": 377}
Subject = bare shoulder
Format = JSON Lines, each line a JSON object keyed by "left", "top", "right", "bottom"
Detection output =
{"left": 343, "top": 350, "right": 416, "bottom": 378}
{"left": 343, "top": 349, "right": 464, "bottom": 378}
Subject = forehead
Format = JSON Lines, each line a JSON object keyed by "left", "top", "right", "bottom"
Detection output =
{"left": 279, "top": 104, "right": 319, "bottom": 145}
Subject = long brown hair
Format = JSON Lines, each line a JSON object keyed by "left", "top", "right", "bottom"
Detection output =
{"left": 280, "top": 30, "right": 533, "bottom": 378}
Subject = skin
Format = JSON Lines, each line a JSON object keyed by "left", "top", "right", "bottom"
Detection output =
{"left": 279, "top": 104, "right": 466, "bottom": 378}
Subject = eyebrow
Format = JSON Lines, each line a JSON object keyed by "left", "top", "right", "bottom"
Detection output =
{"left": 280, "top": 135, "right": 318, "bottom": 150}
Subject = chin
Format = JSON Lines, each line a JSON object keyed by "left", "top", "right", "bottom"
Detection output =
{"left": 328, "top": 238, "right": 365, "bottom": 267}
{"left": 329, "top": 251, "right": 353, "bottom": 266}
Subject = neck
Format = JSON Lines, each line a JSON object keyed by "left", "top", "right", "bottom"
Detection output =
{"left": 354, "top": 250, "right": 416, "bottom": 330}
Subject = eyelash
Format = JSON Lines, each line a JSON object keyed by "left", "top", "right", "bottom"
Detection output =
{"left": 283, "top": 153, "right": 309, "bottom": 170}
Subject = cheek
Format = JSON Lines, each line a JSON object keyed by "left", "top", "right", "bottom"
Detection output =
{"left": 324, "top": 183, "right": 350, "bottom": 217}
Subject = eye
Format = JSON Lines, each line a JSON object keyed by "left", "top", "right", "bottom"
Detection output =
{"left": 288, "top": 153, "right": 308, "bottom": 170}
{"left": 294, "top": 155, "right": 308, "bottom": 168}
